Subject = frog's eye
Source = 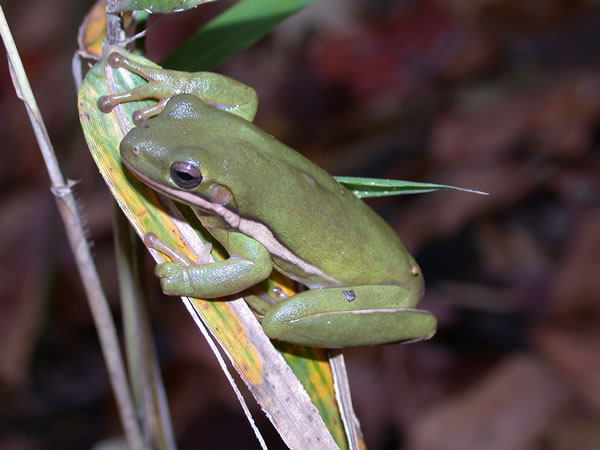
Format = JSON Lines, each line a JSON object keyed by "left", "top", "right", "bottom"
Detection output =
{"left": 170, "top": 161, "right": 203, "bottom": 189}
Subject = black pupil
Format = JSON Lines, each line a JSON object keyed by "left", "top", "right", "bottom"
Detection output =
{"left": 176, "top": 171, "right": 194, "bottom": 181}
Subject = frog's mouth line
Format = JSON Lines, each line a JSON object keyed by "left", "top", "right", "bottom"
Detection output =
{"left": 121, "top": 158, "right": 218, "bottom": 212}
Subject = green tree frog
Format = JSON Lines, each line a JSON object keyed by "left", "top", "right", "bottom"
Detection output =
{"left": 98, "top": 51, "right": 436, "bottom": 348}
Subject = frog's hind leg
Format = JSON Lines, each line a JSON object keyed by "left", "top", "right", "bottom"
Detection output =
{"left": 261, "top": 285, "right": 436, "bottom": 348}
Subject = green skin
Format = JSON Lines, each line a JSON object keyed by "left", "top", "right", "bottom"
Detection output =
{"left": 99, "top": 51, "right": 436, "bottom": 348}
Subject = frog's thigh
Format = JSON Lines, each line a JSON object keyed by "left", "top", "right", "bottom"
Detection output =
{"left": 262, "top": 285, "right": 436, "bottom": 348}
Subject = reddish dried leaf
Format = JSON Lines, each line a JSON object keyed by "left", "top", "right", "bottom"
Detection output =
{"left": 407, "top": 355, "right": 571, "bottom": 450}
{"left": 549, "top": 208, "right": 600, "bottom": 316}
{"left": 534, "top": 325, "right": 600, "bottom": 414}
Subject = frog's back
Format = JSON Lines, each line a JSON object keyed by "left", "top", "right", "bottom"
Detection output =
{"left": 227, "top": 129, "right": 422, "bottom": 292}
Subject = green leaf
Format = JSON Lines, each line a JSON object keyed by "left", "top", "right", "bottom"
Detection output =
{"left": 336, "top": 176, "right": 489, "bottom": 198}
{"left": 108, "top": 0, "right": 216, "bottom": 13}
{"left": 162, "top": 0, "right": 315, "bottom": 70}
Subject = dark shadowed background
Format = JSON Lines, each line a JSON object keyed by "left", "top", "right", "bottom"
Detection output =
{"left": 1, "top": 0, "right": 600, "bottom": 449}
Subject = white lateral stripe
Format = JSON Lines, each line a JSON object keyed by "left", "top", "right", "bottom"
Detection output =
{"left": 127, "top": 164, "right": 340, "bottom": 285}
{"left": 289, "top": 308, "right": 428, "bottom": 323}
{"left": 236, "top": 217, "right": 340, "bottom": 285}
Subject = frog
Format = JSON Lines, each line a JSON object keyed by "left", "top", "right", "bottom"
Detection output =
{"left": 98, "top": 51, "right": 436, "bottom": 348}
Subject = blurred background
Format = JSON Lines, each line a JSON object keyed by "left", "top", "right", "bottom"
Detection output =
{"left": 1, "top": 0, "right": 600, "bottom": 448}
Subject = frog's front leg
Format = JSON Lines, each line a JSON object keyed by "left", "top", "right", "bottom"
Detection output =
{"left": 97, "top": 50, "right": 258, "bottom": 124}
{"left": 145, "top": 231, "right": 272, "bottom": 299}
{"left": 262, "top": 285, "right": 437, "bottom": 348}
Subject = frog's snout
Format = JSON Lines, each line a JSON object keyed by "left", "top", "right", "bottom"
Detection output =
{"left": 119, "top": 129, "right": 150, "bottom": 171}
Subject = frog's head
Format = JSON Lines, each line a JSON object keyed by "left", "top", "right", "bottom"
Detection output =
{"left": 120, "top": 94, "right": 249, "bottom": 215}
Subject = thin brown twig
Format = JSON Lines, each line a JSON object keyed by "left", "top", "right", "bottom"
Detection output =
{"left": 0, "top": 7, "right": 143, "bottom": 450}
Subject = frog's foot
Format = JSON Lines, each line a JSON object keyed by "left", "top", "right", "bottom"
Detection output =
{"left": 143, "top": 232, "right": 212, "bottom": 266}
{"left": 97, "top": 51, "right": 188, "bottom": 123}
{"left": 155, "top": 262, "right": 194, "bottom": 297}
{"left": 270, "top": 285, "right": 289, "bottom": 302}
{"left": 97, "top": 50, "right": 259, "bottom": 123}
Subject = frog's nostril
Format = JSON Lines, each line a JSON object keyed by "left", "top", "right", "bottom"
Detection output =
{"left": 132, "top": 146, "right": 140, "bottom": 155}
